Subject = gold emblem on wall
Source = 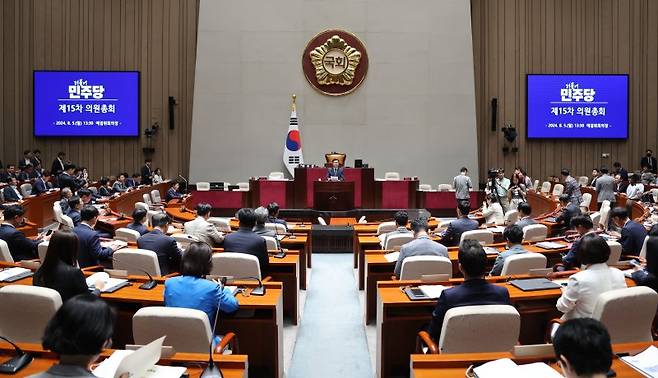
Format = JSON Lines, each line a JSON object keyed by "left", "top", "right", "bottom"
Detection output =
{"left": 310, "top": 35, "right": 361, "bottom": 86}
{"left": 302, "top": 30, "right": 369, "bottom": 96}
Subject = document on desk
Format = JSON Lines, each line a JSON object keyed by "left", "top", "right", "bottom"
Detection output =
{"left": 621, "top": 345, "right": 658, "bottom": 377}
{"left": 384, "top": 251, "right": 400, "bottom": 262}
{"left": 86, "top": 272, "right": 130, "bottom": 293}
{"left": 0, "top": 267, "right": 33, "bottom": 282}
{"left": 536, "top": 241, "right": 567, "bottom": 250}
{"left": 418, "top": 285, "right": 445, "bottom": 299}
{"left": 473, "top": 358, "right": 564, "bottom": 378}
{"left": 93, "top": 336, "right": 186, "bottom": 378}
{"left": 488, "top": 226, "right": 507, "bottom": 233}
{"left": 101, "top": 240, "right": 128, "bottom": 250}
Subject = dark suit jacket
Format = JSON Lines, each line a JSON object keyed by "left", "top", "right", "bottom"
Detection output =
{"left": 222, "top": 228, "right": 269, "bottom": 276}
{"left": 326, "top": 167, "right": 345, "bottom": 181}
{"left": 51, "top": 158, "right": 66, "bottom": 175}
{"left": 99, "top": 186, "right": 112, "bottom": 197}
{"left": 2, "top": 186, "right": 21, "bottom": 202}
{"left": 620, "top": 220, "right": 648, "bottom": 256}
{"left": 67, "top": 209, "right": 81, "bottom": 226}
{"left": 428, "top": 279, "right": 510, "bottom": 341}
{"left": 555, "top": 203, "right": 581, "bottom": 228}
{"left": 137, "top": 229, "right": 182, "bottom": 275}
{"left": 165, "top": 187, "right": 182, "bottom": 202}
{"left": 440, "top": 217, "right": 479, "bottom": 247}
{"left": 33, "top": 260, "right": 91, "bottom": 302}
{"left": 268, "top": 216, "right": 288, "bottom": 228}
{"left": 73, "top": 224, "right": 113, "bottom": 268}
{"left": 32, "top": 177, "right": 48, "bottom": 195}
{"left": 57, "top": 173, "right": 78, "bottom": 191}
{"left": 141, "top": 165, "right": 153, "bottom": 185}
{"left": 641, "top": 156, "right": 658, "bottom": 174}
{"left": 127, "top": 222, "right": 149, "bottom": 236}
{"left": 0, "top": 224, "right": 38, "bottom": 261}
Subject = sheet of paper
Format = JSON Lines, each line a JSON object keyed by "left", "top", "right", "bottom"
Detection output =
{"left": 384, "top": 252, "right": 400, "bottom": 263}
{"left": 489, "top": 226, "right": 507, "bottom": 233}
{"left": 536, "top": 242, "right": 567, "bottom": 250}
{"left": 473, "top": 358, "right": 519, "bottom": 378}
{"left": 0, "top": 267, "right": 31, "bottom": 281}
{"left": 621, "top": 345, "right": 658, "bottom": 377}
{"left": 516, "top": 362, "right": 564, "bottom": 377}
{"left": 418, "top": 285, "right": 445, "bottom": 299}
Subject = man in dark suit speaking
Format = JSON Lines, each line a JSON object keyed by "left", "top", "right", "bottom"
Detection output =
{"left": 426, "top": 240, "right": 510, "bottom": 342}
{"left": 326, "top": 159, "right": 344, "bottom": 181}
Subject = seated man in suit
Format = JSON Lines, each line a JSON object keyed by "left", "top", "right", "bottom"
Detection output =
{"left": 553, "top": 318, "right": 613, "bottom": 378}
{"left": 57, "top": 164, "right": 79, "bottom": 192}
{"left": 490, "top": 225, "right": 529, "bottom": 276}
{"left": 267, "top": 202, "right": 287, "bottom": 228}
{"left": 0, "top": 205, "right": 41, "bottom": 261}
{"left": 78, "top": 188, "right": 95, "bottom": 206}
{"left": 559, "top": 215, "right": 596, "bottom": 270}
{"left": 253, "top": 206, "right": 280, "bottom": 248}
{"left": 515, "top": 202, "right": 536, "bottom": 230}
{"left": 112, "top": 173, "right": 128, "bottom": 193}
{"left": 555, "top": 194, "right": 581, "bottom": 230}
{"left": 31, "top": 171, "right": 51, "bottom": 195}
{"left": 137, "top": 213, "right": 182, "bottom": 275}
{"left": 58, "top": 188, "right": 73, "bottom": 213}
{"left": 427, "top": 240, "right": 510, "bottom": 342}
{"left": 66, "top": 196, "right": 83, "bottom": 227}
{"left": 165, "top": 181, "right": 183, "bottom": 202}
{"left": 394, "top": 218, "right": 448, "bottom": 277}
{"left": 127, "top": 208, "right": 149, "bottom": 236}
{"left": 326, "top": 159, "right": 345, "bottom": 181}
{"left": 73, "top": 205, "right": 117, "bottom": 268}
{"left": 610, "top": 206, "right": 647, "bottom": 256}
{"left": 381, "top": 210, "right": 412, "bottom": 247}
{"left": 98, "top": 177, "right": 113, "bottom": 197}
{"left": 184, "top": 203, "right": 224, "bottom": 247}
{"left": 223, "top": 208, "right": 269, "bottom": 276}
{"left": 439, "top": 202, "right": 479, "bottom": 247}
{"left": 2, "top": 177, "right": 23, "bottom": 202}
{"left": 1, "top": 164, "right": 18, "bottom": 182}
{"left": 17, "top": 164, "right": 38, "bottom": 181}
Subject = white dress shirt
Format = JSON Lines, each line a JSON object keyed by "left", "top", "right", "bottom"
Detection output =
{"left": 482, "top": 202, "right": 505, "bottom": 225}
{"left": 556, "top": 263, "right": 627, "bottom": 320}
{"left": 626, "top": 183, "right": 644, "bottom": 200}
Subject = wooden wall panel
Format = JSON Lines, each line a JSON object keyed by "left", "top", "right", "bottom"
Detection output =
{"left": 472, "top": 0, "right": 658, "bottom": 183}
{"left": 0, "top": 0, "right": 199, "bottom": 180}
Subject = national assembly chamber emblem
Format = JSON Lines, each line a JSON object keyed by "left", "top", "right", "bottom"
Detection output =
{"left": 302, "top": 30, "right": 369, "bottom": 96}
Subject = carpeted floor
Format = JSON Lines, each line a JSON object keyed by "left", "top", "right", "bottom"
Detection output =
{"left": 287, "top": 254, "right": 373, "bottom": 378}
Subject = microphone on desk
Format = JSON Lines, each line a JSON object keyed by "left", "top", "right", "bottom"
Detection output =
{"left": 0, "top": 335, "right": 33, "bottom": 374}
{"left": 137, "top": 269, "right": 158, "bottom": 290}
{"left": 200, "top": 300, "right": 224, "bottom": 378}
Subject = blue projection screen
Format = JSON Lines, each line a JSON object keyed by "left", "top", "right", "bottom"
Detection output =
{"left": 526, "top": 74, "right": 628, "bottom": 139}
{"left": 34, "top": 71, "right": 140, "bottom": 137}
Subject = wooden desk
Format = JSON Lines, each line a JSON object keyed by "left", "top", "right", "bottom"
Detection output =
{"left": 281, "top": 234, "right": 310, "bottom": 289}
{"left": 293, "top": 167, "right": 375, "bottom": 208}
{"left": 107, "top": 182, "right": 170, "bottom": 215}
{"left": 17, "top": 221, "right": 38, "bottom": 238}
{"left": 313, "top": 181, "right": 355, "bottom": 211}
{"left": 526, "top": 190, "right": 559, "bottom": 217}
{"left": 249, "top": 178, "right": 294, "bottom": 209}
{"left": 0, "top": 342, "right": 248, "bottom": 378}
{"left": 0, "top": 272, "right": 284, "bottom": 378}
{"left": 363, "top": 241, "right": 570, "bottom": 324}
{"left": 21, "top": 190, "right": 61, "bottom": 228}
{"left": 375, "top": 277, "right": 635, "bottom": 378}
{"left": 410, "top": 342, "right": 658, "bottom": 378}
{"left": 375, "top": 179, "right": 419, "bottom": 209}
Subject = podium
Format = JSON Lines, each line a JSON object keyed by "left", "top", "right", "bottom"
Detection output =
{"left": 313, "top": 181, "right": 355, "bottom": 210}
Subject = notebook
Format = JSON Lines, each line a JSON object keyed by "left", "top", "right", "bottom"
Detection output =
{"left": 509, "top": 278, "right": 561, "bottom": 291}
{"left": 536, "top": 241, "right": 567, "bottom": 250}
{"left": 86, "top": 272, "right": 130, "bottom": 293}
{"left": 404, "top": 285, "right": 445, "bottom": 300}
{"left": 0, "top": 267, "right": 33, "bottom": 282}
